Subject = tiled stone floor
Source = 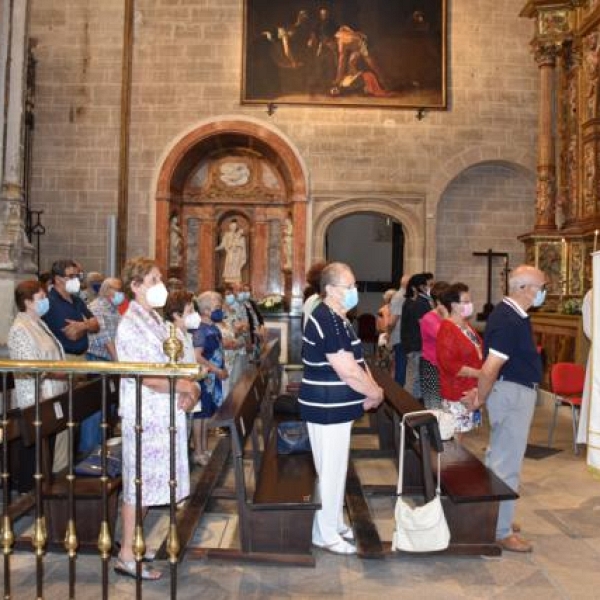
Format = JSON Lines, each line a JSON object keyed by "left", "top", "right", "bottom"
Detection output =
{"left": 3, "top": 395, "right": 600, "bottom": 599}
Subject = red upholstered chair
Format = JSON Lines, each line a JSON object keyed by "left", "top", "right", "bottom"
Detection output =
{"left": 357, "top": 313, "right": 378, "bottom": 355}
{"left": 547, "top": 362, "right": 586, "bottom": 455}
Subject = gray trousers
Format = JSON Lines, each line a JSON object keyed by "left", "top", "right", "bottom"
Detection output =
{"left": 485, "top": 380, "right": 537, "bottom": 540}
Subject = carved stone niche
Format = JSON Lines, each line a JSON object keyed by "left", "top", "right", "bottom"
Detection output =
{"left": 154, "top": 119, "right": 308, "bottom": 308}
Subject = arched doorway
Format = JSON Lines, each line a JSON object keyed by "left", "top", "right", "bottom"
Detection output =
{"left": 311, "top": 194, "right": 425, "bottom": 278}
{"left": 154, "top": 117, "right": 309, "bottom": 308}
{"left": 326, "top": 212, "right": 405, "bottom": 316}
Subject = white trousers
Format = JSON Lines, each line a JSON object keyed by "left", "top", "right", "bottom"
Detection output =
{"left": 307, "top": 420, "right": 353, "bottom": 546}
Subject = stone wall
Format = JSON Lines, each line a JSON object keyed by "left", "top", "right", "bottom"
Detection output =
{"left": 435, "top": 163, "right": 536, "bottom": 312}
{"left": 27, "top": 0, "right": 539, "bottom": 281}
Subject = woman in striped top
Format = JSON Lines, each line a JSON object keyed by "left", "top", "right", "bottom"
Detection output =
{"left": 299, "top": 262, "right": 383, "bottom": 555}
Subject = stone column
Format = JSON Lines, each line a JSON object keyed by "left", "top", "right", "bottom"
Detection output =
{"left": 534, "top": 42, "right": 559, "bottom": 231}
{"left": 0, "top": 0, "right": 36, "bottom": 349}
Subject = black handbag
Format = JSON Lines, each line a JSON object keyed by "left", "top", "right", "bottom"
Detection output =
{"left": 276, "top": 421, "right": 311, "bottom": 454}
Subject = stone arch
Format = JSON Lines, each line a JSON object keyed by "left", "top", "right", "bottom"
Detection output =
{"left": 151, "top": 115, "right": 310, "bottom": 301}
{"left": 311, "top": 195, "right": 425, "bottom": 277}
{"left": 425, "top": 146, "right": 537, "bottom": 270}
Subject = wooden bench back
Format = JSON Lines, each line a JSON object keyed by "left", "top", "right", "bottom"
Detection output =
{"left": 369, "top": 362, "right": 518, "bottom": 504}
{"left": 19, "top": 377, "right": 119, "bottom": 447}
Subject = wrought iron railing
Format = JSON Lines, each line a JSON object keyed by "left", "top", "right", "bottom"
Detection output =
{"left": 0, "top": 328, "right": 203, "bottom": 600}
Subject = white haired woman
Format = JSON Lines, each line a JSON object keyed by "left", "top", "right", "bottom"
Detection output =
{"left": 191, "top": 291, "right": 228, "bottom": 466}
{"left": 299, "top": 262, "right": 383, "bottom": 555}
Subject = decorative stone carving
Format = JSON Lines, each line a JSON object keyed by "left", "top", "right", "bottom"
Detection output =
{"left": 215, "top": 219, "right": 247, "bottom": 283}
{"left": 219, "top": 161, "right": 251, "bottom": 187}
{"left": 169, "top": 213, "right": 183, "bottom": 268}
{"left": 282, "top": 216, "right": 293, "bottom": 271}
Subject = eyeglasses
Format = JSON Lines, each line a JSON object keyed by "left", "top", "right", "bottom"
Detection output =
{"left": 331, "top": 282, "right": 357, "bottom": 290}
{"left": 63, "top": 273, "right": 83, "bottom": 280}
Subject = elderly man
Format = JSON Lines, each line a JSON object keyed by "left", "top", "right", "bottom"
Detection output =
{"left": 469, "top": 264, "right": 545, "bottom": 553}
{"left": 87, "top": 277, "right": 124, "bottom": 362}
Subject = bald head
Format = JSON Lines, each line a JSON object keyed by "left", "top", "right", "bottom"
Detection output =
{"left": 509, "top": 265, "right": 545, "bottom": 293}
{"left": 508, "top": 264, "right": 546, "bottom": 309}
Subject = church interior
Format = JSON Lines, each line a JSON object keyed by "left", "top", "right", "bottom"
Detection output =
{"left": 2, "top": 0, "right": 600, "bottom": 597}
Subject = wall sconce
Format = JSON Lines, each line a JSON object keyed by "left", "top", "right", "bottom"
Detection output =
{"left": 267, "top": 102, "right": 277, "bottom": 117}
{"left": 415, "top": 107, "right": 426, "bottom": 121}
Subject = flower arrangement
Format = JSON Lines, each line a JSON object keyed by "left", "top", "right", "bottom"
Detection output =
{"left": 561, "top": 298, "right": 582, "bottom": 315}
{"left": 258, "top": 294, "right": 284, "bottom": 313}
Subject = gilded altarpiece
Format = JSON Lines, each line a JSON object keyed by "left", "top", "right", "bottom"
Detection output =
{"left": 520, "top": 1, "right": 600, "bottom": 312}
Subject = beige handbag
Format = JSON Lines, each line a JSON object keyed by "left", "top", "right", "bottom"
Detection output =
{"left": 392, "top": 412, "right": 451, "bottom": 552}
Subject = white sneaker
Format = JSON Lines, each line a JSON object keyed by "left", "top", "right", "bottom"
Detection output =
{"left": 313, "top": 539, "right": 357, "bottom": 555}
{"left": 339, "top": 526, "right": 354, "bottom": 542}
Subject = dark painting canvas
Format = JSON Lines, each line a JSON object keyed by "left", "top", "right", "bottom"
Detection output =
{"left": 242, "top": 0, "right": 447, "bottom": 109}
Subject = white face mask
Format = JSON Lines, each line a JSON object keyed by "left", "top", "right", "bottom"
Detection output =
{"left": 184, "top": 311, "right": 201, "bottom": 330}
{"left": 65, "top": 277, "right": 81, "bottom": 295}
{"left": 145, "top": 282, "right": 168, "bottom": 308}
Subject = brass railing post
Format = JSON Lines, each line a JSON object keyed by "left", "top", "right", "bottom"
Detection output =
{"left": 2, "top": 373, "right": 15, "bottom": 600}
{"left": 32, "top": 374, "right": 47, "bottom": 599}
{"left": 97, "top": 375, "right": 112, "bottom": 600}
{"left": 65, "top": 373, "right": 78, "bottom": 599}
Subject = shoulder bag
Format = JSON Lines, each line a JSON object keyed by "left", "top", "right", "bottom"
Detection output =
{"left": 392, "top": 411, "right": 451, "bottom": 552}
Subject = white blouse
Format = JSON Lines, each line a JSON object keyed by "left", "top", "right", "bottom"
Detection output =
{"left": 7, "top": 312, "right": 67, "bottom": 409}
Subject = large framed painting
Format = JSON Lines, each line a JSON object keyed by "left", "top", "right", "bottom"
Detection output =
{"left": 242, "top": 0, "right": 447, "bottom": 109}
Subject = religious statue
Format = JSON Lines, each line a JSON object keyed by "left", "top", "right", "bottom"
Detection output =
{"left": 216, "top": 219, "right": 247, "bottom": 283}
{"left": 282, "top": 216, "right": 293, "bottom": 271}
{"left": 169, "top": 213, "right": 183, "bottom": 268}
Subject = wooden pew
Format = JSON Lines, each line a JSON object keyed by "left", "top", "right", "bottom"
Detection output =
{"left": 367, "top": 364, "right": 518, "bottom": 556}
{"left": 17, "top": 377, "right": 120, "bottom": 550}
{"left": 177, "top": 340, "right": 320, "bottom": 566}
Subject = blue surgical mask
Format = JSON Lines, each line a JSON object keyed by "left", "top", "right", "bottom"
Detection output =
{"left": 342, "top": 287, "right": 359, "bottom": 311}
{"left": 34, "top": 297, "right": 50, "bottom": 317}
{"left": 225, "top": 294, "right": 236, "bottom": 306}
{"left": 111, "top": 291, "right": 125, "bottom": 306}
{"left": 532, "top": 288, "right": 546, "bottom": 308}
{"left": 210, "top": 308, "right": 224, "bottom": 323}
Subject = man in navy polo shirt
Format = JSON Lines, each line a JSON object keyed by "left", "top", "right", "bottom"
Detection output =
{"left": 44, "top": 259, "right": 101, "bottom": 454}
{"left": 469, "top": 264, "right": 545, "bottom": 553}
{"left": 44, "top": 259, "right": 99, "bottom": 357}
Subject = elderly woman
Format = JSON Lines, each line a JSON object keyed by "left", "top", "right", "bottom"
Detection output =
{"left": 299, "top": 262, "right": 383, "bottom": 555}
{"left": 8, "top": 280, "right": 68, "bottom": 491}
{"left": 115, "top": 258, "right": 199, "bottom": 580}
{"left": 436, "top": 283, "right": 483, "bottom": 436}
{"left": 191, "top": 291, "right": 228, "bottom": 466}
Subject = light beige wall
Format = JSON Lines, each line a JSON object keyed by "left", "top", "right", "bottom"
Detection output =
{"left": 28, "top": 0, "right": 539, "bottom": 277}
{"left": 435, "top": 162, "right": 536, "bottom": 312}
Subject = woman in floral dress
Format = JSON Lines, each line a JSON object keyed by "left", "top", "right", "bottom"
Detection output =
{"left": 115, "top": 258, "right": 199, "bottom": 580}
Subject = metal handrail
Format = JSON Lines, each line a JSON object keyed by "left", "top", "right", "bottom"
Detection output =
{"left": 0, "top": 359, "right": 202, "bottom": 377}
{"left": 0, "top": 327, "right": 206, "bottom": 600}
